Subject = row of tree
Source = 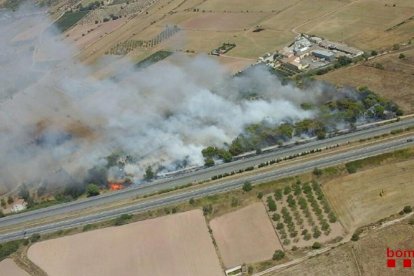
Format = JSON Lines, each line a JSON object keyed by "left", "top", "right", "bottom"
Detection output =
{"left": 200, "top": 86, "right": 402, "bottom": 166}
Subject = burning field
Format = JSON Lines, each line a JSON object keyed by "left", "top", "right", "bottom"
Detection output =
{"left": 0, "top": 4, "right": 403, "bottom": 198}
{"left": 0, "top": 5, "right": 320, "bottom": 192}
{"left": 27, "top": 210, "right": 223, "bottom": 276}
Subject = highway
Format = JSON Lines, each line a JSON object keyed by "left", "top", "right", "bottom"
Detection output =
{"left": 0, "top": 129, "right": 413, "bottom": 242}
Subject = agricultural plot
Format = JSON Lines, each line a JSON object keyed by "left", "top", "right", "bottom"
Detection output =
{"left": 135, "top": 50, "right": 173, "bottom": 68}
{"left": 78, "top": 0, "right": 156, "bottom": 24}
{"left": 297, "top": 0, "right": 414, "bottom": 50}
{"left": 0, "top": 259, "right": 29, "bottom": 276}
{"left": 211, "top": 55, "right": 255, "bottom": 74}
{"left": 180, "top": 13, "right": 265, "bottom": 32}
{"left": 352, "top": 223, "right": 414, "bottom": 276}
{"left": 264, "top": 180, "right": 344, "bottom": 250}
{"left": 70, "top": 0, "right": 414, "bottom": 63}
{"left": 64, "top": 18, "right": 127, "bottom": 50}
{"left": 324, "top": 158, "right": 414, "bottom": 232}
{"left": 272, "top": 223, "right": 414, "bottom": 276}
{"left": 318, "top": 47, "right": 414, "bottom": 113}
{"left": 262, "top": 0, "right": 346, "bottom": 32}
{"left": 107, "top": 25, "right": 180, "bottom": 55}
{"left": 210, "top": 203, "right": 282, "bottom": 268}
{"left": 271, "top": 243, "right": 359, "bottom": 276}
{"left": 28, "top": 210, "right": 223, "bottom": 276}
{"left": 54, "top": 11, "right": 89, "bottom": 32}
{"left": 196, "top": 0, "right": 298, "bottom": 13}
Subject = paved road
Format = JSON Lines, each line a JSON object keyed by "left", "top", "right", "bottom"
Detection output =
{"left": 0, "top": 133, "right": 413, "bottom": 242}
{"left": 2, "top": 117, "right": 413, "bottom": 228}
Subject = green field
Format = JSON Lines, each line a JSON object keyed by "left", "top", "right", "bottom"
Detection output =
{"left": 54, "top": 11, "right": 89, "bottom": 32}
{"left": 135, "top": 50, "right": 173, "bottom": 69}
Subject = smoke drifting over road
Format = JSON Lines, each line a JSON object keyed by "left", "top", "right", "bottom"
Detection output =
{"left": 0, "top": 5, "right": 331, "bottom": 190}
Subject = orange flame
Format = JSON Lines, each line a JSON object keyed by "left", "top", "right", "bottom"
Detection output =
{"left": 109, "top": 183, "right": 124, "bottom": 191}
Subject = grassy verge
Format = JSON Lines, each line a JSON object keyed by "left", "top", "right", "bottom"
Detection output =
{"left": 344, "top": 147, "right": 414, "bottom": 174}
{"left": 0, "top": 240, "right": 23, "bottom": 262}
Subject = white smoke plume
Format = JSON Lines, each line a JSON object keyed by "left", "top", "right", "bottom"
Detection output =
{"left": 0, "top": 4, "right": 327, "bottom": 190}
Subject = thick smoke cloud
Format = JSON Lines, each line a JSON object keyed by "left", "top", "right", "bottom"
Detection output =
{"left": 0, "top": 5, "right": 327, "bottom": 190}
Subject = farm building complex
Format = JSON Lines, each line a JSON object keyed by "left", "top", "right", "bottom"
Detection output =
{"left": 259, "top": 34, "right": 364, "bottom": 75}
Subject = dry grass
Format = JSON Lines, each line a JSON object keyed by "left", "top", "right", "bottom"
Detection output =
{"left": 299, "top": 0, "right": 414, "bottom": 51}
{"left": 262, "top": 0, "right": 348, "bottom": 31}
{"left": 318, "top": 47, "right": 414, "bottom": 113}
{"left": 353, "top": 223, "right": 414, "bottom": 276}
{"left": 272, "top": 244, "right": 359, "bottom": 276}
{"left": 72, "top": 0, "right": 414, "bottom": 69}
{"left": 28, "top": 210, "right": 223, "bottom": 276}
{"left": 0, "top": 259, "right": 30, "bottom": 276}
{"left": 210, "top": 55, "right": 255, "bottom": 74}
{"left": 323, "top": 158, "right": 414, "bottom": 232}
{"left": 180, "top": 13, "right": 265, "bottom": 31}
{"left": 65, "top": 18, "right": 128, "bottom": 50}
{"left": 210, "top": 203, "right": 282, "bottom": 268}
{"left": 196, "top": 0, "right": 298, "bottom": 13}
{"left": 271, "top": 223, "right": 414, "bottom": 276}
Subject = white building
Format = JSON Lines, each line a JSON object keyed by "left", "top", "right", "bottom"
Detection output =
{"left": 11, "top": 199, "right": 27, "bottom": 213}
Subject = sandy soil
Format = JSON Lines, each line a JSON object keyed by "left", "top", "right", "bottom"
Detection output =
{"left": 324, "top": 158, "right": 414, "bottom": 232}
{"left": 210, "top": 202, "right": 282, "bottom": 268}
{"left": 0, "top": 259, "right": 30, "bottom": 276}
{"left": 28, "top": 210, "right": 223, "bottom": 276}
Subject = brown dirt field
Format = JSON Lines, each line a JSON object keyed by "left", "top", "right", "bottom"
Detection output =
{"left": 0, "top": 259, "right": 30, "bottom": 276}
{"left": 210, "top": 202, "right": 282, "bottom": 268}
{"left": 318, "top": 47, "right": 414, "bottom": 113}
{"left": 323, "top": 158, "right": 414, "bottom": 232}
{"left": 28, "top": 210, "right": 223, "bottom": 276}
{"left": 272, "top": 223, "right": 414, "bottom": 276}
{"left": 181, "top": 13, "right": 265, "bottom": 31}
